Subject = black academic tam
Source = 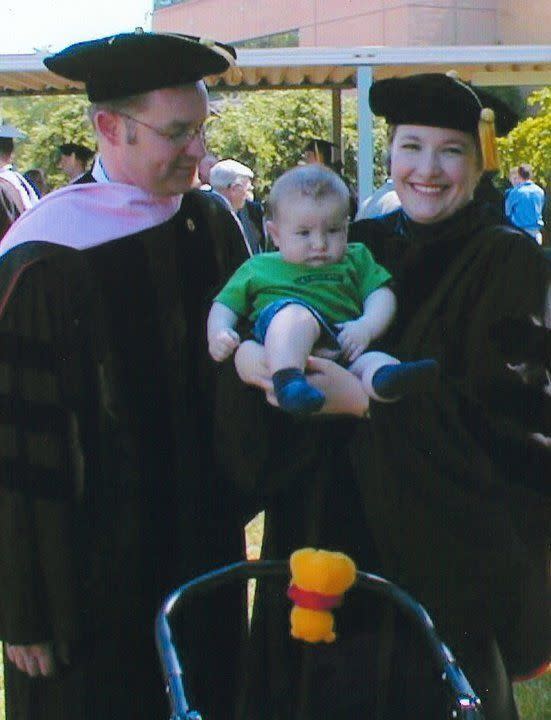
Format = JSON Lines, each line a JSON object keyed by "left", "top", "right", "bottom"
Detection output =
{"left": 44, "top": 30, "right": 236, "bottom": 101}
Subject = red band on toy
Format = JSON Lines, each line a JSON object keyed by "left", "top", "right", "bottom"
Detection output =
{"left": 287, "top": 584, "right": 342, "bottom": 611}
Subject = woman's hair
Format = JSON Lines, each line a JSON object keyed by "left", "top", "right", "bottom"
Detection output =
{"left": 267, "top": 164, "right": 350, "bottom": 220}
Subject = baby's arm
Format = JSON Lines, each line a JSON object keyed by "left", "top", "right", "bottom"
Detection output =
{"left": 207, "top": 302, "right": 241, "bottom": 362}
{"left": 336, "top": 286, "right": 397, "bottom": 362}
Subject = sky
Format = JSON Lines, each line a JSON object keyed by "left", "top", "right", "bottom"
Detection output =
{"left": 3, "top": 0, "right": 153, "bottom": 54}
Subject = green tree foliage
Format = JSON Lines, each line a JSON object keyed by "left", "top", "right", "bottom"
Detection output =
{"left": 498, "top": 87, "right": 551, "bottom": 187}
{"left": 1, "top": 95, "right": 95, "bottom": 190}
{"left": 1, "top": 89, "right": 391, "bottom": 197}
{"left": 206, "top": 89, "right": 388, "bottom": 199}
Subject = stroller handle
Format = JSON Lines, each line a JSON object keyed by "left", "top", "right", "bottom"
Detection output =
{"left": 155, "top": 559, "right": 484, "bottom": 720}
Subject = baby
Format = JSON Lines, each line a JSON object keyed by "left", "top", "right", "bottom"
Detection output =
{"left": 207, "top": 164, "right": 437, "bottom": 415}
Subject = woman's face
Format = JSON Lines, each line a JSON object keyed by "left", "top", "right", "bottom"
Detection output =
{"left": 390, "top": 125, "right": 482, "bottom": 224}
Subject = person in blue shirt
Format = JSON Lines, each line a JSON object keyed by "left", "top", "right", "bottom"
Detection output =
{"left": 505, "top": 163, "right": 545, "bottom": 243}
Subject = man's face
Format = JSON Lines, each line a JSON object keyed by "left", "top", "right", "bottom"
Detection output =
{"left": 228, "top": 176, "right": 252, "bottom": 211}
{"left": 115, "top": 82, "right": 209, "bottom": 196}
{"left": 58, "top": 152, "right": 79, "bottom": 179}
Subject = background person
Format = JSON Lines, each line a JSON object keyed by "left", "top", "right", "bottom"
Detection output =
{"left": 196, "top": 150, "right": 219, "bottom": 189}
{"left": 302, "top": 137, "right": 358, "bottom": 218}
{"left": 505, "top": 163, "right": 545, "bottom": 244}
{"left": 23, "top": 168, "right": 49, "bottom": 198}
{"left": 0, "top": 176, "right": 22, "bottom": 241}
{"left": 355, "top": 178, "right": 401, "bottom": 220}
{"left": 210, "top": 157, "right": 254, "bottom": 215}
{"left": 301, "top": 137, "right": 337, "bottom": 168}
{"left": 57, "top": 142, "right": 95, "bottom": 181}
{"left": 0, "top": 30, "right": 244, "bottom": 720}
{"left": 0, "top": 121, "right": 39, "bottom": 210}
{"left": 210, "top": 157, "right": 267, "bottom": 259}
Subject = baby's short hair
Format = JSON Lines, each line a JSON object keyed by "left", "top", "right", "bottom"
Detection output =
{"left": 267, "top": 164, "right": 350, "bottom": 220}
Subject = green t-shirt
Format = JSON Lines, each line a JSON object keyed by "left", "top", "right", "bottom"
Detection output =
{"left": 214, "top": 243, "right": 392, "bottom": 324}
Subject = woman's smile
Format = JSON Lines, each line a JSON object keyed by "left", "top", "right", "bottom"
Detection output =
{"left": 391, "top": 125, "right": 482, "bottom": 224}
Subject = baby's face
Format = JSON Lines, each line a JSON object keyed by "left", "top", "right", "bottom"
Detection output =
{"left": 268, "top": 194, "right": 349, "bottom": 267}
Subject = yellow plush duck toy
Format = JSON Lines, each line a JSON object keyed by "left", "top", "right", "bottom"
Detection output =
{"left": 287, "top": 548, "right": 357, "bottom": 643}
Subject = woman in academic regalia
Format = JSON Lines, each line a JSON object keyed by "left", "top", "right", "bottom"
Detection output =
{"left": 234, "top": 73, "right": 550, "bottom": 720}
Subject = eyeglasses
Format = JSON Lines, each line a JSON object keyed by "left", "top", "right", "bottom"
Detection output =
{"left": 118, "top": 112, "right": 206, "bottom": 147}
{"left": 231, "top": 179, "right": 253, "bottom": 190}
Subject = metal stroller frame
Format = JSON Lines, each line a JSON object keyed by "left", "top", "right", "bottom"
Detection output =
{"left": 155, "top": 559, "right": 484, "bottom": 719}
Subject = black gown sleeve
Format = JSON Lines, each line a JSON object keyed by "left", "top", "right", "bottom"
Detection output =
{"left": 0, "top": 183, "right": 21, "bottom": 241}
{"left": 0, "top": 255, "right": 80, "bottom": 648}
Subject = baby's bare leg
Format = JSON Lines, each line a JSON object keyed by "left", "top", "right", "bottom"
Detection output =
{"left": 264, "top": 304, "right": 321, "bottom": 373}
{"left": 349, "top": 351, "right": 400, "bottom": 402}
{"left": 264, "top": 304, "right": 325, "bottom": 415}
{"left": 350, "top": 352, "right": 439, "bottom": 402}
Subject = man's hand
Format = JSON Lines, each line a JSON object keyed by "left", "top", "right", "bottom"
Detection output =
{"left": 5, "top": 643, "right": 57, "bottom": 677}
{"left": 209, "top": 329, "right": 241, "bottom": 362}
{"left": 335, "top": 317, "right": 373, "bottom": 363}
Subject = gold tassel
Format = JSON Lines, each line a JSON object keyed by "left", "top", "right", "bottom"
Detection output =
{"left": 314, "top": 141, "right": 322, "bottom": 164}
{"left": 478, "top": 108, "right": 499, "bottom": 171}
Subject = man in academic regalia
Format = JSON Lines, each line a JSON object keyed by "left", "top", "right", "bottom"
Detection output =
{"left": 302, "top": 138, "right": 338, "bottom": 169}
{"left": 0, "top": 122, "right": 39, "bottom": 240}
{"left": 57, "top": 142, "right": 96, "bottom": 181}
{"left": 302, "top": 137, "right": 358, "bottom": 217}
{"left": 0, "top": 31, "right": 246, "bottom": 720}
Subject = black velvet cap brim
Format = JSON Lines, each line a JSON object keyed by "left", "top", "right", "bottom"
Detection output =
{"left": 471, "top": 87, "right": 519, "bottom": 135}
{"left": 369, "top": 74, "right": 481, "bottom": 134}
{"left": 369, "top": 73, "right": 517, "bottom": 137}
{"left": 59, "top": 143, "right": 92, "bottom": 156}
{"left": 369, "top": 73, "right": 519, "bottom": 136}
{"left": 304, "top": 139, "right": 337, "bottom": 153}
{"left": 44, "top": 31, "right": 236, "bottom": 102}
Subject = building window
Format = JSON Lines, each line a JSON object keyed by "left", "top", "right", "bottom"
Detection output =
{"left": 153, "top": 0, "right": 188, "bottom": 10}
{"left": 234, "top": 30, "right": 299, "bottom": 49}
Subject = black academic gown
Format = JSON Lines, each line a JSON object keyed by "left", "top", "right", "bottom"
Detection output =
{"left": 192, "top": 189, "right": 253, "bottom": 280}
{"left": 238, "top": 200, "right": 268, "bottom": 255}
{"left": 347, "top": 204, "right": 550, "bottom": 715}
{"left": 0, "top": 179, "right": 23, "bottom": 241}
{"left": 0, "top": 186, "right": 246, "bottom": 720}
{"left": 227, "top": 203, "right": 549, "bottom": 720}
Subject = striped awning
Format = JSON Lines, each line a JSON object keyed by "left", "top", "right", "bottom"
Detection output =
{"left": 1, "top": 45, "right": 550, "bottom": 96}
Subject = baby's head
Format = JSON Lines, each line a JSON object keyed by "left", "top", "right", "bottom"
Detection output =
{"left": 266, "top": 165, "right": 350, "bottom": 267}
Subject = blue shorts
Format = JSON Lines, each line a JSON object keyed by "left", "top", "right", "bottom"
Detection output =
{"left": 253, "top": 298, "right": 340, "bottom": 349}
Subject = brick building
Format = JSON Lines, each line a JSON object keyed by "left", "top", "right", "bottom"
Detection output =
{"left": 152, "top": 0, "right": 550, "bottom": 48}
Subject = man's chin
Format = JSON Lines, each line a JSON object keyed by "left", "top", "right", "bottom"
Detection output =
{"left": 161, "top": 180, "right": 193, "bottom": 196}
{"left": 164, "top": 169, "right": 197, "bottom": 195}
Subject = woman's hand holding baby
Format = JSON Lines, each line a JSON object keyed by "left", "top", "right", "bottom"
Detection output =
{"left": 235, "top": 343, "right": 370, "bottom": 417}
{"left": 305, "top": 356, "right": 370, "bottom": 417}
